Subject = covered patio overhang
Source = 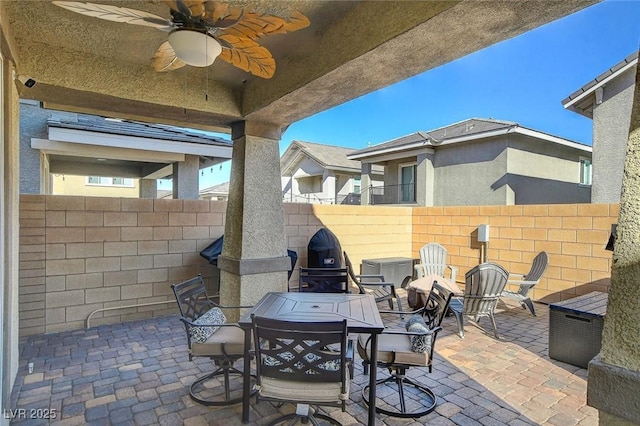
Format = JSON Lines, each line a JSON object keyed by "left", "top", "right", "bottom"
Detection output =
{"left": 5, "top": 1, "right": 639, "bottom": 424}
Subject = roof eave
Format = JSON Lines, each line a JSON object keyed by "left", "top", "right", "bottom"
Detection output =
{"left": 562, "top": 57, "right": 638, "bottom": 111}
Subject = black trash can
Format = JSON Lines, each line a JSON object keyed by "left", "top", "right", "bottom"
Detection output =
{"left": 200, "top": 236, "right": 298, "bottom": 279}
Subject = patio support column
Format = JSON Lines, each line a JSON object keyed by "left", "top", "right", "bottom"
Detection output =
{"left": 416, "top": 153, "right": 434, "bottom": 206}
{"left": 323, "top": 170, "right": 336, "bottom": 204}
{"left": 217, "top": 120, "right": 289, "bottom": 320}
{"left": 361, "top": 163, "right": 372, "bottom": 205}
{"left": 2, "top": 58, "right": 21, "bottom": 419}
{"left": 587, "top": 56, "right": 640, "bottom": 425}
{"left": 139, "top": 179, "right": 157, "bottom": 199}
{"left": 172, "top": 154, "right": 199, "bottom": 199}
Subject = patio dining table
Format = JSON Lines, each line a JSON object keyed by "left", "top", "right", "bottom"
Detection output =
{"left": 238, "top": 291, "right": 385, "bottom": 426}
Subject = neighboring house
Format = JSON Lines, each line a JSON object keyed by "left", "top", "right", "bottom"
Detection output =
{"left": 51, "top": 175, "right": 140, "bottom": 198}
{"left": 562, "top": 51, "right": 638, "bottom": 203}
{"left": 280, "top": 140, "right": 384, "bottom": 204}
{"left": 20, "top": 100, "right": 233, "bottom": 199}
{"left": 200, "top": 181, "right": 230, "bottom": 201}
{"left": 348, "top": 118, "right": 592, "bottom": 206}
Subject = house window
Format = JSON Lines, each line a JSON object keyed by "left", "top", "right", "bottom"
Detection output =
{"left": 353, "top": 176, "right": 361, "bottom": 193}
{"left": 580, "top": 158, "right": 592, "bottom": 186}
{"left": 86, "top": 176, "right": 134, "bottom": 187}
{"left": 399, "top": 164, "right": 416, "bottom": 203}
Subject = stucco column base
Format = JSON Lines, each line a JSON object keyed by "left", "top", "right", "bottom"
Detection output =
{"left": 218, "top": 121, "right": 288, "bottom": 320}
{"left": 588, "top": 354, "right": 640, "bottom": 425}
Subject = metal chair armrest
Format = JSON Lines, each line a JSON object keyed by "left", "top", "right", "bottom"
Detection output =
{"left": 359, "top": 281, "right": 395, "bottom": 288}
{"left": 355, "top": 274, "right": 385, "bottom": 281}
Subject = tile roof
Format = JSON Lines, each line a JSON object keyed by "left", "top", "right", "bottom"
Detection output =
{"left": 350, "top": 118, "right": 517, "bottom": 156}
{"left": 201, "top": 181, "right": 230, "bottom": 194}
{"left": 288, "top": 140, "right": 362, "bottom": 171}
{"left": 47, "top": 112, "right": 232, "bottom": 147}
{"left": 562, "top": 51, "right": 638, "bottom": 106}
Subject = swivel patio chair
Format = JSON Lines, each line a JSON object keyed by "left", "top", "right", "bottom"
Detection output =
{"left": 344, "top": 251, "right": 403, "bottom": 313}
{"left": 357, "top": 282, "right": 454, "bottom": 418}
{"left": 251, "top": 315, "right": 351, "bottom": 426}
{"left": 501, "top": 251, "right": 548, "bottom": 316}
{"left": 449, "top": 262, "right": 509, "bottom": 339}
{"left": 414, "top": 242, "right": 458, "bottom": 283}
{"left": 171, "top": 274, "right": 255, "bottom": 406}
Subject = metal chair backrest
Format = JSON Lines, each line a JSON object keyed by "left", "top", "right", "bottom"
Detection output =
{"left": 171, "top": 274, "right": 214, "bottom": 322}
{"left": 462, "top": 263, "right": 509, "bottom": 316}
{"left": 423, "top": 282, "right": 454, "bottom": 329}
{"left": 344, "top": 252, "right": 368, "bottom": 292}
{"left": 299, "top": 267, "right": 350, "bottom": 293}
{"left": 419, "top": 243, "right": 449, "bottom": 277}
{"left": 252, "top": 315, "right": 348, "bottom": 384}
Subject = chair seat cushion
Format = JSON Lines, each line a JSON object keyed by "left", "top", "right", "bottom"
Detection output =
{"left": 258, "top": 376, "right": 349, "bottom": 404}
{"left": 190, "top": 307, "right": 226, "bottom": 343}
{"left": 357, "top": 333, "right": 430, "bottom": 366}
{"left": 191, "top": 323, "right": 246, "bottom": 357}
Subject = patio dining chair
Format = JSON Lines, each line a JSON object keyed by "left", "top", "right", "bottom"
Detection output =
{"left": 501, "top": 251, "right": 548, "bottom": 316}
{"left": 251, "top": 315, "right": 351, "bottom": 426}
{"left": 449, "top": 262, "right": 509, "bottom": 339}
{"left": 298, "top": 267, "right": 351, "bottom": 293}
{"left": 343, "top": 251, "right": 403, "bottom": 313}
{"left": 357, "top": 281, "right": 454, "bottom": 418}
{"left": 171, "top": 274, "right": 255, "bottom": 406}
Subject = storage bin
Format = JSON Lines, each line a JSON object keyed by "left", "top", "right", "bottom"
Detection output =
{"left": 361, "top": 257, "right": 417, "bottom": 289}
{"left": 549, "top": 291, "right": 608, "bottom": 368}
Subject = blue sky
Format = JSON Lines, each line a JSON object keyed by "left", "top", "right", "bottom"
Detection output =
{"left": 193, "top": 0, "right": 640, "bottom": 190}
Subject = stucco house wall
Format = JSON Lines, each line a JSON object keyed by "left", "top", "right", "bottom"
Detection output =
{"left": 19, "top": 101, "right": 49, "bottom": 194}
{"left": 434, "top": 138, "right": 510, "bottom": 205}
{"left": 562, "top": 52, "right": 638, "bottom": 204}
{"left": 350, "top": 119, "right": 592, "bottom": 207}
{"left": 592, "top": 66, "right": 635, "bottom": 203}
{"left": 51, "top": 175, "right": 141, "bottom": 198}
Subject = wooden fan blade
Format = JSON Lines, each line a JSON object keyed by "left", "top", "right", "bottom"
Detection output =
{"left": 218, "top": 35, "right": 275, "bottom": 78}
{"left": 163, "top": 0, "right": 206, "bottom": 19}
{"left": 151, "top": 41, "right": 186, "bottom": 72}
{"left": 219, "top": 9, "right": 310, "bottom": 40}
{"left": 52, "top": 1, "right": 173, "bottom": 30}
{"left": 203, "top": 1, "right": 241, "bottom": 23}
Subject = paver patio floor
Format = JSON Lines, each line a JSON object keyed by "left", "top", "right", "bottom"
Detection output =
{"left": 10, "top": 291, "right": 598, "bottom": 425}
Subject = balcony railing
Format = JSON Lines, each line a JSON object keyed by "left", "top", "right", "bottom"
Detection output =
{"left": 363, "top": 184, "right": 416, "bottom": 205}
{"left": 282, "top": 191, "right": 361, "bottom": 205}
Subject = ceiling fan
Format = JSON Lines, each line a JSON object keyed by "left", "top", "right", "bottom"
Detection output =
{"left": 52, "top": 1, "right": 310, "bottom": 79}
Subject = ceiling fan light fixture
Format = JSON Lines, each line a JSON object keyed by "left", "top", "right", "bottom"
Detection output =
{"left": 168, "top": 30, "right": 222, "bottom": 67}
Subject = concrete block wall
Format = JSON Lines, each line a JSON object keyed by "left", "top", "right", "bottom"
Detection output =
{"left": 19, "top": 195, "right": 224, "bottom": 336}
{"left": 19, "top": 196, "right": 414, "bottom": 336}
{"left": 413, "top": 203, "right": 618, "bottom": 303}
{"left": 284, "top": 204, "right": 413, "bottom": 285}
{"left": 19, "top": 196, "right": 616, "bottom": 335}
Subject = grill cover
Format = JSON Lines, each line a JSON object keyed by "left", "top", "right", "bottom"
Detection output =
{"left": 307, "top": 228, "right": 343, "bottom": 268}
{"left": 200, "top": 236, "right": 298, "bottom": 279}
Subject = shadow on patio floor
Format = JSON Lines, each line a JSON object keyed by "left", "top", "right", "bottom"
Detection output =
{"left": 10, "top": 292, "right": 598, "bottom": 425}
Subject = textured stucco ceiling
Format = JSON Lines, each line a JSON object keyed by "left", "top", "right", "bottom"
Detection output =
{"left": 1, "top": 0, "right": 597, "bottom": 133}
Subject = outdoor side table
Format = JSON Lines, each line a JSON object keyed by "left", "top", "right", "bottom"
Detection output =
{"left": 549, "top": 291, "right": 608, "bottom": 368}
